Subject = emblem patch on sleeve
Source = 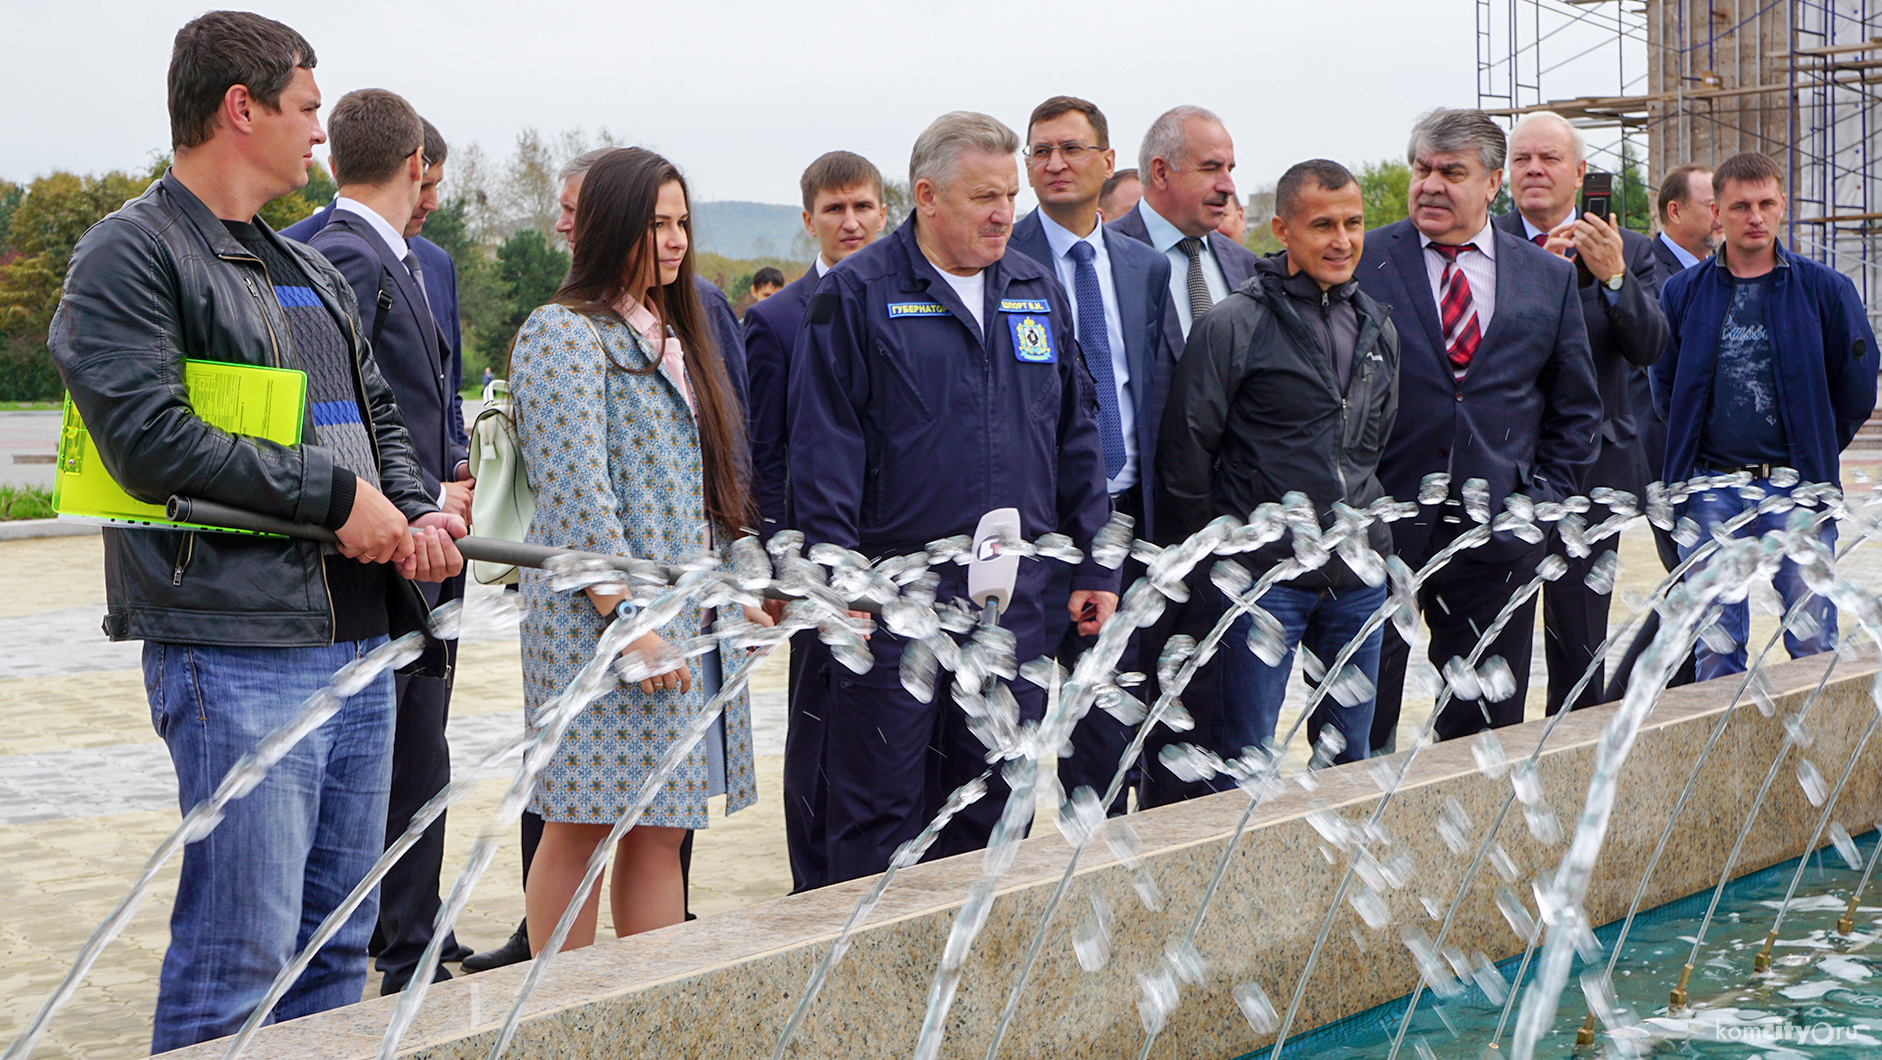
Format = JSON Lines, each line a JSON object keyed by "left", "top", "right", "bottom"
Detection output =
{"left": 1009, "top": 314, "right": 1056, "bottom": 363}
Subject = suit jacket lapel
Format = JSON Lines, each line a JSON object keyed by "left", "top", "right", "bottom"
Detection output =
{"left": 1387, "top": 225, "right": 1447, "bottom": 363}
{"left": 1472, "top": 228, "right": 1521, "bottom": 363}
{"left": 1102, "top": 227, "right": 1154, "bottom": 401}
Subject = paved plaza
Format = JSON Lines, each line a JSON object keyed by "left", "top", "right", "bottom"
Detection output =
{"left": 4, "top": 483, "right": 1882, "bottom": 1058}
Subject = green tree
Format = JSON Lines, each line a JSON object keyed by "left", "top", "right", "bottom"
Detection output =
{"left": 1358, "top": 160, "right": 1410, "bottom": 231}
{"left": 258, "top": 163, "right": 334, "bottom": 230}
{"left": 0, "top": 169, "right": 157, "bottom": 338}
{"left": 1617, "top": 140, "right": 1651, "bottom": 235}
{"left": 0, "top": 181, "right": 22, "bottom": 257}
{"left": 463, "top": 227, "right": 569, "bottom": 376}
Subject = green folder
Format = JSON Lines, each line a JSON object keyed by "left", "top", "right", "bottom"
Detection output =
{"left": 55, "top": 359, "right": 308, "bottom": 531}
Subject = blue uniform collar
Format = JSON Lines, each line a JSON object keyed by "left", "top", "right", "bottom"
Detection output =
{"left": 888, "top": 214, "right": 1052, "bottom": 345}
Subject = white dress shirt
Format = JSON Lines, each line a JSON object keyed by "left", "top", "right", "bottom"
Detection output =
{"left": 1136, "top": 199, "right": 1228, "bottom": 338}
{"left": 333, "top": 196, "right": 414, "bottom": 267}
{"left": 1418, "top": 221, "right": 1498, "bottom": 331}
{"left": 1038, "top": 211, "right": 1138, "bottom": 491}
{"left": 814, "top": 255, "right": 832, "bottom": 277}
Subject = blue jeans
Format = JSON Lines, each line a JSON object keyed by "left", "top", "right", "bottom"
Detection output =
{"left": 144, "top": 639, "right": 396, "bottom": 1053}
{"left": 1678, "top": 480, "right": 1837, "bottom": 682}
{"left": 1220, "top": 582, "right": 1385, "bottom": 766}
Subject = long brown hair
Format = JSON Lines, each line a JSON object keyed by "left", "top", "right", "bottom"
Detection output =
{"left": 553, "top": 148, "right": 753, "bottom": 539}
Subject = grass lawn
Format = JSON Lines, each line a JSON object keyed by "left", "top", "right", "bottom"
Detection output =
{"left": 0, "top": 484, "right": 57, "bottom": 520}
{"left": 0, "top": 399, "right": 61, "bottom": 412}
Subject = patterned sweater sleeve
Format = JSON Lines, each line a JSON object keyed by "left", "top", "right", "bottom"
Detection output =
{"left": 512, "top": 305, "right": 629, "bottom": 558}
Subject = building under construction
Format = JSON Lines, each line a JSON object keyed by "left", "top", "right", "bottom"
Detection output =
{"left": 1477, "top": 0, "right": 1880, "bottom": 324}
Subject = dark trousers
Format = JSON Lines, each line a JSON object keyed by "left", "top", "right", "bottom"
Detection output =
{"left": 822, "top": 566, "right": 1049, "bottom": 885}
{"left": 782, "top": 631, "right": 831, "bottom": 891}
{"left": 1138, "top": 561, "right": 1228, "bottom": 809}
{"left": 1541, "top": 535, "right": 1612, "bottom": 715}
{"left": 1372, "top": 539, "right": 1544, "bottom": 752}
{"left": 372, "top": 646, "right": 458, "bottom": 986}
{"left": 1048, "top": 486, "right": 1144, "bottom": 817}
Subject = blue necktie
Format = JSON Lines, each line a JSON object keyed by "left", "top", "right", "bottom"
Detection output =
{"left": 1067, "top": 240, "right": 1127, "bottom": 481}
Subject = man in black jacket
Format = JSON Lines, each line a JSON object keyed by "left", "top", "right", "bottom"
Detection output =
{"left": 1495, "top": 111, "right": 1669, "bottom": 715}
{"left": 47, "top": 13, "right": 464, "bottom": 1051}
{"left": 1159, "top": 159, "right": 1399, "bottom": 765}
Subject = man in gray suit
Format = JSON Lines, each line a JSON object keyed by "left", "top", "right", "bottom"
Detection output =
{"left": 1108, "top": 106, "right": 1260, "bottom": 361}
{"left": 1008, "top": 95, "right": 1170, "bottom": 815}
{"left": 1357, "top": 108, "right": 1600, "bottom": 752}
{"left": 1493, "top": 111, "right": 1668, "bottom": 717}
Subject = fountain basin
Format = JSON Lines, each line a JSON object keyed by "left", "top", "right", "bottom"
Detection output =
{"left": 158, "top": 649, "right": 1882, "bottom": 1060}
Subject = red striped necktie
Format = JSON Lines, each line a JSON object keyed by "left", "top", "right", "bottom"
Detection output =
{"left": 1428, "top": 242, "right": 1482, "bottom": 372}
{"left": 1533, "top": 232, "right": 1549, "bottom": 248}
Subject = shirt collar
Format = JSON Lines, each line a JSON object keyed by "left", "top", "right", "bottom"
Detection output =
{"left": 1519, "top": 209, "right": 1573, "bottom": 242}
{"left": 1037, "top": 209, "right": 1102, "bottom": 262}
{"left": 333, "top": 196, "right": 411, "bottom": 261}
{"left": 1136, "top": 199, "right": 1195, "bottom": 256}
{"left": 1708, "top": 241, "right": 1791, "bottom": 272}
{"left": 1419, "top": 220, "right": 1497, "bottom": 261}
{"left": 1659, "top": 231, "right": 1701, "bottom": 270}
{"left": 814, "top": 255, "right": 831, "bottom": 277}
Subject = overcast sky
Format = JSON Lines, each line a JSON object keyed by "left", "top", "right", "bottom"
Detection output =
{"left": 3, "top": 2, "right": 1636, "bottom": 210}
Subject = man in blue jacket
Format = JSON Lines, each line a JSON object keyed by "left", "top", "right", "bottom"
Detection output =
{"left": 744, "top": 149, "right": 887, "bottom": 893}
{"left": 1653, "top": 151, "right": 1878, "bottom": 680}
{"left": 789, "top": 111, "right": 1118, "bottom": 884}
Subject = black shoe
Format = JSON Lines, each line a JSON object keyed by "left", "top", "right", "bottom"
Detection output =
{"left": 442, "top": 939, "right": 474, "bottom": 963}
{"left": 379, "top": 961, "right": 451, "bottom": 996}
{"left": 462, "top": 927, "right": 531, "bottom": 973}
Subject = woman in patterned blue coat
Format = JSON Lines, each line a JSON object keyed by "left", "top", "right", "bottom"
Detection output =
{"left": 511, "top": 148, "right": 767, "bottom": 953}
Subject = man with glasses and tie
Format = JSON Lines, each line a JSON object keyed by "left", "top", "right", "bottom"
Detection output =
{"left": 288, "top": 88, "right": 477, "bottom": 992}
{"left": 1354, "top": 108, "right": 1599, "bottom": 753}
{"left": 1008, "top": 96, "right": 1170, "bottom": 816}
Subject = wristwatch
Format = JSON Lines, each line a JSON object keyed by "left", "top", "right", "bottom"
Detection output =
{"left": 1604, "top": 271, "right": 1625, "bottom": 291}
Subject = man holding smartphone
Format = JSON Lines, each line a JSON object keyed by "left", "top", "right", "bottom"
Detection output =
{"left": 1494, "top": 111, "right": 1667, "bottom": 716}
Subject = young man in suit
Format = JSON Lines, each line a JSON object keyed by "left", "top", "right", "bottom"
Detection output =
{"left": 1494, "top": 111, "right": 1668, "bottom": 717}
{"left": 287, "top": 89, "right": 476, "bottom": 994}
{"left": 743, "top": 149, "right": 887, "bottom": 893}
{"left": 1108, "top": 106, "right": 1260, "bottom": 360}
{"left": 1009, "top": 95, "right": 1170, "bottom": 816}
{"left": 1357, "top": 108, "right": 1600, "bottom": 753}
{"left": 405, "top": 120, "right": 470, "bottom": 475}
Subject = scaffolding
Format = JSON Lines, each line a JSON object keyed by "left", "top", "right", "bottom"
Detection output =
{"left": 1476, "top": 0, "right": 1882, "bottom": 325}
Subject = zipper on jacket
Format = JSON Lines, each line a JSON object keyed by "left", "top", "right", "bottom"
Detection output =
{"left": 223, "top": 257, "right": 284, "bottom": 369}
{"left": 171, "top": 532, "right": 195, "bottom": 586}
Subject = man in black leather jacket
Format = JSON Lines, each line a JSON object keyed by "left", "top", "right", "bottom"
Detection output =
{"left": 47, "top": 13, "right": 463, "bottom": 1051}
{"left": 1158, "top": 160, "right": 1399, "bottom": 770}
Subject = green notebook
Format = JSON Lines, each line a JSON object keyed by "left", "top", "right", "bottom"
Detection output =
{"left": 55, "top": 359, "right": 308, "bottom": 531}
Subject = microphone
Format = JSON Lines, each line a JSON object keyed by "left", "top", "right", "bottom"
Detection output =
{"left": 967, "top": 507, "right": 1022, "bottom": 620}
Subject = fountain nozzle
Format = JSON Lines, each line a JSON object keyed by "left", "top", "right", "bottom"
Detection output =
{"left": 1669, "top": 963, "right": 1693, "bottom": 1010}
{"left": 1753, "top": 928, "right": 1777, "bottom": 972}
{"left": 1838, "top": 894, "right": 1860, "bottom": 935}
{"left": 1574, "top": 1012, "right": 1597, "bottom": 1047}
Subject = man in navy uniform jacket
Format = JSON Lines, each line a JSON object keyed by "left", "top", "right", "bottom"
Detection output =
{"left": 1357, "top": 108, "right": 1600, "bottom": 753}
{"left": 743, "top": 149, "right": 887, "bottom": 893}
{"left": 789, "top": 112, "right": 1118, "bottom": 885}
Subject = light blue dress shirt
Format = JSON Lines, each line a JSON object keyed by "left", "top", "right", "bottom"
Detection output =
{"left": 1659, "top": 230, "right": 1701, "bottom": 271}
{"left": 1136, "top": 199, "right": 1228, "bottom": 338}
{"left": 1038, "top": 210, "right": 1137, "bottom": 491}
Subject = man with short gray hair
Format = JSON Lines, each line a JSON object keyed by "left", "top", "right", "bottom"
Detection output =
{"left": 1356, "top": 107, "right": 1600, "bottom": 752}
{"left": 789, "top": 111, "right": 1118, "bottom": 884}
{"left": 1109, "top": 105, "right": 1260, "bottom": 361}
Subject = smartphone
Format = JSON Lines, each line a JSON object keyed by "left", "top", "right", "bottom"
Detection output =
{"left": 1581, "top": 171, "right": 1613, "bottom": 222}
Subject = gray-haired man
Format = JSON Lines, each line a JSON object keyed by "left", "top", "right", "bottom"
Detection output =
{"left": 788, "top": 111, "right": 1118, "bottom": 884}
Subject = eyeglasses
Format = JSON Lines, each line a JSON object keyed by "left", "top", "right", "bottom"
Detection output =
{"left": 1025, "top": 141, "right": 1100, "bottom": 164}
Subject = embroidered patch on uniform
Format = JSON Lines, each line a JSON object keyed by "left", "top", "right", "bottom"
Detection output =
{"left": 999, "top": 298, "right": 1050, "bottom": 314}
{"left": 888, "top": 301, "right": 950, "bottom": 318}
{"left": 1009, "top": 314, "right": 1056, "bottom": 363}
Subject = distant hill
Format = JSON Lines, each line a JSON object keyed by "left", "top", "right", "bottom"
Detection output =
{"left": 693, "top": 200, "right": 803, "bottom": 260}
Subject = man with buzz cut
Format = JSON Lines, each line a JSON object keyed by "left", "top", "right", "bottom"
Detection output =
{"left": 1008, "top": 94, "right": 1169, "bottom": 817}
{"left": 744, "top": 149, "right": 887, "bottom": 892}
{"left": 285, "top": 90, "right": 479, "bottom": 994}
{"left": 48, "top": 13, "right": 464, "bottom": 1049}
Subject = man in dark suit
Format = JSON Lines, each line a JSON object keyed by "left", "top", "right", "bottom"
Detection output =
{"left": 1493, "top": 111, "right": 1668, "bottom": 716}
{"left": 1359, "top": 108, "right": 1600, "bottom": 752}
{"left": 284, "top": 91, "right": 474, "bottom": 993}
{"left": 1106, "top": 104, "right": 1260, "bottom": 805}
{"left": 743, "top": 150, "right": 887, "bottom": 892}
{"left": 1108, "top": 105, "right": 1260, "bottom": 363}
{"left": 1009, "top": 95, "right": 1170, "bottom": 816}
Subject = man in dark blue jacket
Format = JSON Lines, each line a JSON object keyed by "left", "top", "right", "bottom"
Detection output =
{"left": 789, "top": 111, "right": 1118, "bottom": 884}
{"left": 1653, "top": 151, "right": 1878, "bottom": 680}
{"left": 284, "top": 92, "right": 476, "bottom": 993}
{"left": 744, "top": 149, "right": 887, "bottom": 893}
{"left": 1009, "top": 95, "right": 1170, "bottom": 816}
